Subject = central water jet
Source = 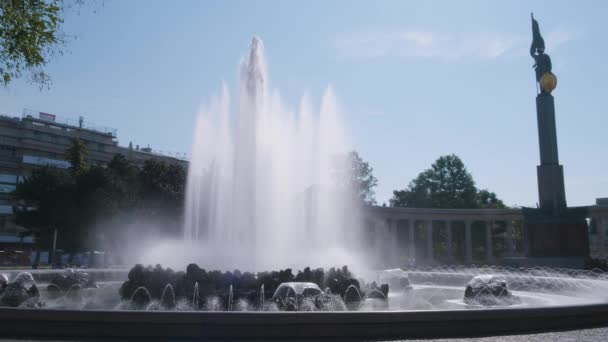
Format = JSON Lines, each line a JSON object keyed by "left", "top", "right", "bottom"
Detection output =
{"left": 183, "top": 37, "right": 362, "bottom": 270}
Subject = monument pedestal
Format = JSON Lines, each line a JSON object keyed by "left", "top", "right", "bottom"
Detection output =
{"left": 523, "top": 207, "right": 589, "bottom": 258}
{"left": 522, "top": 92, "right": 590, "bottom": 260}
{"left": 535, "top": 94, "right": 567, "bottom": 214}
{"left": 521, "top": 15, "right": 590, "bottom": 264}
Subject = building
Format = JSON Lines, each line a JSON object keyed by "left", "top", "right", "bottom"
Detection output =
{"left": 590, "top": 198, "right": 608, "bottom": 260}
{"left": 0, "top": 109, "right": 189, "bottom": 263}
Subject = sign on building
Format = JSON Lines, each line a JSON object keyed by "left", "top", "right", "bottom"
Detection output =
{"left": 39, "top": 112, "right": 56, "bottom": 122}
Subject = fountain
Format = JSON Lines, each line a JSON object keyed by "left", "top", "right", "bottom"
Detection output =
{"left": 227, "top": 284, "right": 233, "bottom": 311}
{"left": 259, "top": 283, "right": 265, "bottom": 309}
{"left": 129, "top": 286, "right": 152, "bottom": 309}
{"left": 0, "top": 35, "right": 607, "bottom": 339}
{"left": 182, "top": 37, "right": 363, "bottom": 271}
{"left": 192, "top": 281, "right": 199, "bottom": 309}
{"left": 160, "top": 284, "right": 176, "bottom": 309}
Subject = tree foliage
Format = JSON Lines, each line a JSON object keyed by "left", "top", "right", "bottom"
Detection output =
{"left": 0, "top": 0, "right": 66, "bottom": 87}
{"left": 475, "top": 189, "right": 506, "bottom": 209}
{"left": 390, "top": 154, "right": 505, "bottom": 209}
{"left": 13, "top": 165, "right": 73, "bottom": 248}
{"left": 65, "top": 137, "right": 88, "bottom": 175}
{"left": 14, "top": 146, "right": 187, "bottom": 254}
{"left": 331, "top": 150, "right": 378, "bottom": 205}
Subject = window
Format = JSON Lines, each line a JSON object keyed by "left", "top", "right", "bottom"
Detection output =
{"left": 0, "top": 184, "right": 16, "bottom": 193}
{"left": 0, "top": 216, "right": 7, "bottom": 233}
{"left": 0, "top": 174, "right": 17, "bottom": 184}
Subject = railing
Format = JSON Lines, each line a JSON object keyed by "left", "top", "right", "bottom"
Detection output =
{"left": 22, "top": 109, "right": 117, "bottom": 138}
{"left": 132, "top": 147, "right": 190, "bottom": 161}
{"left": 21, "top": 110, "right": 191, "bottom": 161}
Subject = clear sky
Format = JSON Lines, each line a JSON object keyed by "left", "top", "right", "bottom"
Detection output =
{"left": 1, "top": 0, "right": 607, "bottom": 207}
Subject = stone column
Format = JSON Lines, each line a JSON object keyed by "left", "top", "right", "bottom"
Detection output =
{"left": 446, "top": 220, "right": 453, "bottom": 260}
{"left": 408, "top": 219, "right": 415, "bottom": 261}
{"left": 485, "top": 220, "right": 493, "bottom": 262}
{"left": 465, "top": 220, "right": 473, "bottom": 264}
{"left": 382, "top": 220, "right": 390, "bottom": 265}
{"left": 374, "top": 221, "right": 383, "bottom": 264}
{"left": 523, "top": 220, "right": 531, "bottom": 256}
{"left": 598, "top": 217, "right": 607, "bottom": 260}
{"left": 389, "top": 219, "right": 399, "bottom": 267}
{"left": 426, "top": 220, "right": 434, "bottom": 262}
{"left": 505, "top": 219, "right": 516, "bottom": 256}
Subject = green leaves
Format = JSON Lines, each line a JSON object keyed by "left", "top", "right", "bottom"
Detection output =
{"left": 390, "top": 154, "right": 505, "bottom": 209}
{"left": 65, "top": 137, "right": 88, "bottom": 175}
{"left": 331, "top": 150, "right": 378, "bottom": 205}
{"left": 0, "top": 0, "right": 65, "bottom": 87}
{"left": 13, "top": 148, "right": 187, "bottom": 253}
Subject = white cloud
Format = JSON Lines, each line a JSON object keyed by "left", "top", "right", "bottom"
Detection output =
{"left": 333, "top": 28, "right": 579, "bottom": 61}
{"left": 545, "top": 28, "right": 581, "bottom": 50}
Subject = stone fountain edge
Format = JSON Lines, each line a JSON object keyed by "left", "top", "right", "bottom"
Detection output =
{"left": 0, "top": 303, "right": 607, "bottom": 339}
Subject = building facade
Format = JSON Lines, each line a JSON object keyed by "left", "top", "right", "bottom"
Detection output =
{"left": 590, "top": 198, "right": 608, "bottom": 260}
{"left": 0, "top": 109, "right": 188, "bottom": 263}
{"left": 363, "top": 199, "right": 608, "bottom": 268}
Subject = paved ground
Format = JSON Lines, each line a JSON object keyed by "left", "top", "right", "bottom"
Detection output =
{"left": 2, "top": 327, "right": 608, "bottom": 341}
{"left": 397, "top": 327, "right": 608, "bottom": 341}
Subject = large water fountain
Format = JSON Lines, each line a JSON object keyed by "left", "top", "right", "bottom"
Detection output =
{"left": 182, "top": 37, "right": 362, "bottom": 271}
{"left": 1, "top": 37, "right": 608, "bottom": 339}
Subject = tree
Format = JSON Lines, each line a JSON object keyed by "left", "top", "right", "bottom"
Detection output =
{"left": 108, "top": 153, "right": 136, "bottom": 179}
{"left": 65, "top": 137, "right": 88, "bottom": 175}
{"left": 14, "top": 147, "right": 188, "bottom": 260}
{"left": 331, "top": 150, "right": 378, "bottom": 205}
{"left": 0, "top": 0, "right": 65, "bottom": 87}
{"left": 13, "top": 165, "right": 74, "bottom": 265}
{"left": 138, "top": 159, "right": 186, "bottom": 234}
{"left": 390, "top": 154, "right": 504, "bottom": 209}
{"left": 475, "top": 189, "right": 506, "bottom": 209}
{"left": 105, "top": 153, "right": 140, "bottom": 213}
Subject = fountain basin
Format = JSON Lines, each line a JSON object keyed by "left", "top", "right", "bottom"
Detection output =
{"left": 1, "top": 303, "right": 608, "bottom": 339}
{"left": 2, "top": 266, "right": 608, "bottom": 338}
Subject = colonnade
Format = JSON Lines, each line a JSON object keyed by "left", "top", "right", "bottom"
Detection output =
{"left": 365, "top": 207, "right": 524, "bottom": 266}
{"left": 364, "top": 204, "right": 608, "bottom": 266}
{"left": 590, "top": 206, "right": 608, "bottom": 259}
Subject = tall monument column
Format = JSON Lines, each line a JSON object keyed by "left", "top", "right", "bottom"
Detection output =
{"left": 522, "top": 14, "right": 589, "bottom": 263}
{"left": 536, "top": 92, "right": 567, "bottom": 214}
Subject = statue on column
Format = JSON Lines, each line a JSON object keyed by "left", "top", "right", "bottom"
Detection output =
{"left": 530, "top": 13, "right": 557, "bottom": 93}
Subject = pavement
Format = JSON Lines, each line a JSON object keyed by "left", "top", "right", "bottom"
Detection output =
{"left": 1, "top": 327, "right": 608, "bottom": 341}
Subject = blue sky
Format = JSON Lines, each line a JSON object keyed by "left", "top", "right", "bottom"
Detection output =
{"left": 1, "top": 0, "right": 607, "bottom": 207}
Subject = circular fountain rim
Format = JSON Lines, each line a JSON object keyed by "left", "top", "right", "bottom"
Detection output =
{"left": 1, "top": 302, "right": 608, "bottom": 339}
{"left": 3, "top": 267, "right": 608, "bottom": 338}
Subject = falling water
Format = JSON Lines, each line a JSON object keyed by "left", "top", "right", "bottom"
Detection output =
{"left": 64, "top": 284, "right": 83, "bottom": 300}
{"left": 193, "top": 282, "right": 199, "bottom": 309}
{"left": 344, "top": 284, "right": 362, "bottom": 302}
{"left": 13, "top": 272, "right": 35, "bottom": 286}
{"left": 260, "top": 284, "right": 265, "bottom": 309}
{"left": 160, "top": 284, "right": 176, "bottom": 309}
{"left": 129, "top": 287, "right": 152, "bottom": 309}
{"left": 228, "top": 284, "right": 234, "bottom": 311}
{"left": 183, "top": 37, "right": 363, "bottom": 270}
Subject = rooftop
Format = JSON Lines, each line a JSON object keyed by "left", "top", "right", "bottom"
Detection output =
{"left": 22, "top": 109, "right": 117, "bottom": 138}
